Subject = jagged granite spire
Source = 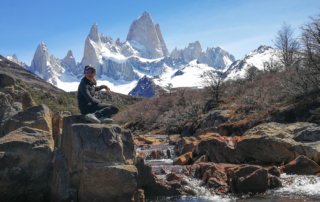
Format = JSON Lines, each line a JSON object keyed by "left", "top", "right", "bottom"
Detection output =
{"left": 81, "top": 24, "right": 101, "bottom": 70}
{"left": 29, "top": 42, "right": 63, "bottom": 84}
{"left": 88, "top": 23, "right": 100, "bottom": 42}
{"left": 30, "top": 42, "right": 50, "bottom": 74}
{"left": 62, "top": 50, "right": 79, "bottom": 75}
{"left": 127, "top": 11, "right": 168, "bottom": 59}
{"left": 155, "top": 24, "right": 169, "bottom": 56}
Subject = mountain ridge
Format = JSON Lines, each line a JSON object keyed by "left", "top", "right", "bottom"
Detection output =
{"left": 4, "top": 12, "right": 279, "bottom": 97}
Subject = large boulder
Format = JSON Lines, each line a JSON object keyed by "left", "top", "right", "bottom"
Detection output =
{"left": 65, "top": 123, "right": 135, "bottom": 173}
{"left": 228, "top": 165, "right": 280, "bottom": 194}
{"left": 195, "top": 123, "right": 320, "bottom": 165}
{"left": 282, "top": 155, "right": 320, "bottom": 175}
{"left": 79, "top": 164, "right": 138, "bottom": 202}
{"left": 0, "top": 92, "right": 22, "bottom": 131}
{"left": 0, "top": 127, "right": 54, "bottom": 202}
{"left": 244, "top": 122, "right": 317, "bottom": 138}
{"left": 0, "top": 73, "right": 15, "bottom": 87}
{"left": 53, "top": 115, "right": 138, "bottom": 202}
{"left": 193, "top": 163, "right": 281, "bottom": 194}
{"left": 51, "top": 150, "right": 73, "bottom": 202}
{"left": 2, "top": 104, "right": 52, "bottom": 136}
{"left": 60, "top": 115, "right": 90, "bottom": 163}
{"left": 0, "top": 74, "right": 34, "bottom": 133}
{"left": 294, "top": 126, "right": 320, "bottom": 142}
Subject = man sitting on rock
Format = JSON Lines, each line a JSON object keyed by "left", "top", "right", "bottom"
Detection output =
{"left": 77, "top": 65, "right": 119, "bottom": 123}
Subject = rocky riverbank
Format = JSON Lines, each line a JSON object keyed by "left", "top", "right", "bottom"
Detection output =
{"left": 134, "top": 121, "right": 320, "bottom": 201}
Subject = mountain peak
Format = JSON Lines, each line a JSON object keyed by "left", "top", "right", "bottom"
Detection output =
{"left": 65, "top": 50, "right": 74, "bottom": 59}
{"left": 127, "top": 12, "right": 168, "bottom": 59}
{"left": 88, "top": 23, "right": 100, "bottom": 42}
{"left": 141, "top": 11, "right": 152, "bottom": 20}
{"left": 37, "top": 42, "right": 48, "bottom": 52}
{"left": 255, "top": 45, "right": 273, "bottom": 53}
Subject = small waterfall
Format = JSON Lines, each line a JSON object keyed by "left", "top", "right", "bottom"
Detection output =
{"left": 136, "top": 134, "right": 235, "bottom": 201}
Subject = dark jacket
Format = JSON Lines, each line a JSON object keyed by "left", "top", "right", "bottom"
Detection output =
{"left": 77, "top": 77, "right": 104, "bottom": 114}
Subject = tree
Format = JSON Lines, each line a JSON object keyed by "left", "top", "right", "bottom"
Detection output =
{"left": 165, "top": 83, "right": 173, "bottom": 94}
{"left": 202, "top": 71, "right": 223, "bottom": 104}
{"left": 301, "top": 16, "right": 320, "bottom": 89}
{"left": 274, "top": 23, "right": 300, "bottom": 68}
{"left": 245, "top": 66, "right": 261, "bottom": 81}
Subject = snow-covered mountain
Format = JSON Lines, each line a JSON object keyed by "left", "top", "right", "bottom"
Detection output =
{"left": 224, "top": 45, "right": 280, "bottom": 80}
{"left": 127, "top": 11, "right": 169, "bottom": 59}
{"left": 7, "top": 11, "right": 279, "bottom": 97}
{"left": 129, "top": 76, "right": 158, "bottom": 97}
{"left": 29, "top": 42, "right": 65, "bottom": 85}
{"left": 170, "top": 41, "right": 235, "bottom": 69}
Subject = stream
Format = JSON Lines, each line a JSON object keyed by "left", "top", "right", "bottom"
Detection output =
{"left": 136, "top": 135, "right": 320, "bottom": 202}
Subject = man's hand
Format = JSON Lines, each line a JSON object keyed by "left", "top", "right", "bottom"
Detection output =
{"left": 101, "top": 85, "right": 111, "bottom": 92}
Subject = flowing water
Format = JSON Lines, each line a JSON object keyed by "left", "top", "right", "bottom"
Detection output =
{"left": 136, "top": 135, "right": 320, "bottom": 202}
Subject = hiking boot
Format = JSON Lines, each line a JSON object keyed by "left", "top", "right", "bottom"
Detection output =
{"left": 99, "top": 117, "right": 113, "bottom": 124}
{"left": 84, "top": 113, "right": 101, "bottom": 123}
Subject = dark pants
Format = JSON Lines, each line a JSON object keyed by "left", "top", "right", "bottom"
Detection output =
{"left": 80, "top": 103, "right": 119, "bottom": 118}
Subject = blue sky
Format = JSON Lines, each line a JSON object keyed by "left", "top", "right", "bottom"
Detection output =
{"left": 1, "top": 0, "right": 319, "bottom": 64}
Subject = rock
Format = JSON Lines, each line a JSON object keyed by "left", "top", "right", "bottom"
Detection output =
{"left": 55, "top": 115, "right": 138, "bottom": 202}
{"left": 282, "top": 155, "right": 320, "bottom": 175}
{"left": 244, "top": 122, "right": 317, "bottom": 138}
{"left": 194, "top": 155, "right": 209, "bottom": 164}
{"left": 79, "top": 164, "right": 138, "bottom": 202}
{"left": 60, "top": 115, "right": 90, "bottom": 165}
{"left": 0, "top": 127, "right": 54, "bottom": 202}
{"left": 0, "top": 92, "right": 21, "bottom": 131}
{"left": 52, "top": 111, "right": 71, "bottom": 149}
{"left": 267, "top": 166, "right": 281, "bottom": 177}
{"left": 134, "top": 135, "right": 165, "bottom": 146}
{"left": 200, "top": 163, "right": 229, "bottom": 193}
{"left": 294, "top": 126, "right": 320, "bottom": 142}
{"left": 136, "top": 156, "right": 184, "bottom": 196}
{"left": 2, "top": 104, "right": 52, "bottom": 136}
{"left": 148, "top": 150, "right": 165, "bottom": 159}
{"left": 133, "top": 189, "right": 145, "bottom": 202}
{"left": 168, "top": 134, "right": 181, "bottom": 145}
{"left": 173, "top": 152, "right": 193, "bottom": 165}
{"left": 51, "top": 150, "right": 73, "bottom": 202}
{"left": 68, "top": 124, "right": 135, "bottom": 172}
{"left": 0, "top": 73, "right": 15, "bottom": 87}
{"left": 176, "top": 132, "right": 219, "bottom": 155}
{"left": 195, "top": 135, "right": 315, "bottom": 164}
{"left": 193, "top": 163, "right": 281, "bottom": 194}
{"left": 195, "top": 123, "right": 320, "bottom": 165}
{"left": 176, "top": 137, "right": 198, "bottom": 154}
{"left": 229, "top": 165, "right": 275, "bottom": 194}
{"left": 166, "top": 173, "right": 184, "bottom": 182}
